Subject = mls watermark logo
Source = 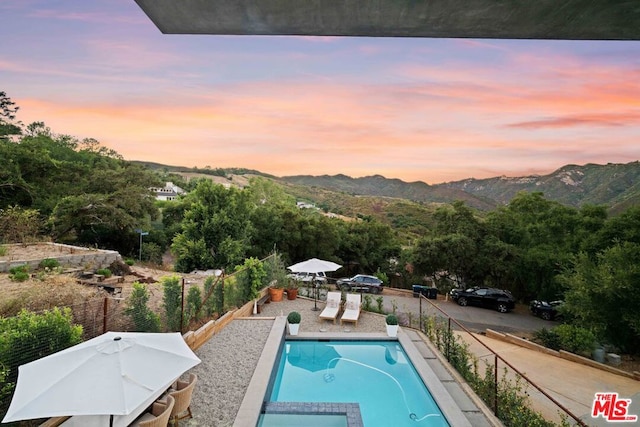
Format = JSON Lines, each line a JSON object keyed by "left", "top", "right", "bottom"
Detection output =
{"left": 592, "top": 393, "right": 638, "bottom": 422}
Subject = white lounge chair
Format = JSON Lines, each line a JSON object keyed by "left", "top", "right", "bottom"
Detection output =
{"left": 340, "top": 293, "right": 361, "bottom": 326}
{"left": 319, "top": 291, "right": 342, "bottom": 324}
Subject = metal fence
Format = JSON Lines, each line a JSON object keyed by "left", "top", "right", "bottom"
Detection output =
{"left": 412, "top": 294, "right": 587, "bottom": 427}
{"left": 0, "top": 253, "right": 282, "bottom": 425}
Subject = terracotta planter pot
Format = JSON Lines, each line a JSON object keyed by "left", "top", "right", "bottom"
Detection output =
{"left": 286, "top": 288, "right": 298, "bottom": 300}
{"left": 268, "top": 287, "right": 284, "bottom": 302}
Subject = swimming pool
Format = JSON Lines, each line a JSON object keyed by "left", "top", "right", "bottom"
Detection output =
{"left": 266, "top": 340, "right": 450, "bottom": 427}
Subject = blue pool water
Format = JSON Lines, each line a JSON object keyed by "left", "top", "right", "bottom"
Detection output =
{"left": 268, "top": 340, "right": 450, "bottom": 427}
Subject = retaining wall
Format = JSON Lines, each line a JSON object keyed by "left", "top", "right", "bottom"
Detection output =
{"left": 0, "top": 243, "right": 122, "bottom": 273}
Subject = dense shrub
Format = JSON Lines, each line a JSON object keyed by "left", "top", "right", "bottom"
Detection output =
{"left": 203, "top": 275, "right": 225, "bottom": 317}
{"left": 124, "top": 282, "right": 161, "bottom": 332}
{"left": 185, "top": 285, "right": 203, "bottom": 323}
{"left": 385, "top": 314, "right": 398, "bottom": 325}
{"left": 39, "top": 258, "right": 60, "bottom": 269}
{"left": 553, "top": 324, "right": 596, "bottom": 355}
{"left": 534, "top": 325, "right": 595, "bottom": 355}
{"left": 533, "top": 328, "right": 561, "bottom": 351}
{"left": 0, "top": 308, "right": 83, "bottom": 417}
{"left": 263, "top": 252, "right": 288, "bottom": 289}
{"left": 96, "top": 268, "right": 112, "bottom": 278}
{"left": 235, "top": 257, "right": 266, "bottom": 303}
{"left": 141, "top": 242, "right": 163, "bottom": 264}
{"left": 8, "top": 265, "right": 29, "bottom": 282}
{"left": 287, "top": 311, "right": 301, "bottom": 324}
{"left": 162, "top": 275, "right": 182, "bottom": 332}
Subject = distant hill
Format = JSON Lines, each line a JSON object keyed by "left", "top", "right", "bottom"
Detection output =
{"left": 437, "top": 162, "right": 640, "bottom": 210}
{"left": 137, "top": 160, "right": 640, "bottom": 212}
{"left": 281, "top": 162, "right": 640, "bottom": 211}
{"left": 131, "top": 161, "right": 273, "bottom": 179}
{"left": 280, "top": 174, "right": 497, "bottom": 211}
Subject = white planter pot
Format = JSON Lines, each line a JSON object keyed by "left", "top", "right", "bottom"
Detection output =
{"left": 386, "top": 324, "right": 399, "bottom": 337}
{"left": 288, "top": 323, "right": 300, "bottom": 336}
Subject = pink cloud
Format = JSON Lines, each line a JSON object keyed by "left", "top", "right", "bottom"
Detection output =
{"left": 506, "top": 112, "right": 640, "bottom": 129}
{"left": 12, "top": 55, "right": 640, "bottom": 184}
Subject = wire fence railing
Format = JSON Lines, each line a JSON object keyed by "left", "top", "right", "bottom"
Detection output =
{"left": 412, "top": 294, "right": 587, "bottom": 427}
{"left": 0, "top": 253, "right": 284, "bottom": 425}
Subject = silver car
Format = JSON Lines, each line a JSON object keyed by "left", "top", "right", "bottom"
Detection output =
{"left": 336, "top": 274, "right": 383, "bottom": 294}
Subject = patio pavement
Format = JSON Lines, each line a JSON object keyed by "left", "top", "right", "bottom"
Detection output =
{"left": 185, "top": 296, "right": 499, "bottom": 426}
{"left": 186, "top": 294, "right": 639, "bottom": 426}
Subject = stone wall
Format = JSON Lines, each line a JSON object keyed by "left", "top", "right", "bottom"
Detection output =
{"left": 0, "top": 243, "right": 122, "bottom": 273}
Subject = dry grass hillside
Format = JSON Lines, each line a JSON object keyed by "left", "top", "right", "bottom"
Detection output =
{"left": 0, "top": 245, "right": 208, "bottom": 331}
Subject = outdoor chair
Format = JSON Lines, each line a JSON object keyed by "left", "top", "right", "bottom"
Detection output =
{"left": 319, "top": 291, "right": 342, "bottom": 324}
{"left": 340, "top": 293, "right": 361, "bottom": 326}
{"left": 167, "top": 373, "right": 197, "bottom": 425}
{"left": 131, "top": 394, "right": 174, "bottom": 427}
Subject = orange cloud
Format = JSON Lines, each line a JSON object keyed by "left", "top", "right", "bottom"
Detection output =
{"left": 13, "top": 53, "right": 640, "bottom": 185}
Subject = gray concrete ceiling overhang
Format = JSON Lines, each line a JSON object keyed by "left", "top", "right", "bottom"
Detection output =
{"left": 134, "top": 0, "right": 640, "bottom": 40}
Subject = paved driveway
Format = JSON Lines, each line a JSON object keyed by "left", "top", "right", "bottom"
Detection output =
{"left": 372, "top": 290, "right": 554, "bottom": 335}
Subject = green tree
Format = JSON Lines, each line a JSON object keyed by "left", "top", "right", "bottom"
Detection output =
{"left": 263, "top": 252, "right": 289, "bottom": 289}
{"left": 162, "top": 275, "right": 183, "bottom": 332}
{"left": 0, "top": 206, "right": 41, "bottom": 243}
{"left": 202, "top": 276, "right": 221, "bottom": 317}
{"left": 124, "top": 282, "right": 161, "bottom": 332}
{"left": 0, "top": 91, "right": 21, "bottom": 141}
{"left": 586, "top": 206, "right": 640, "bottom": 255}
{"left": 412, "top": 202, "right": 487, "bottom": 288}
{"left": 560, "top": 242, "right": 640, "bottom": 353}
{"left": 185, "top": 285, "right": 203, "bottom": 323}
{"left": 171, "top": 180, "right": 255, "bottom": 271}
{"left": 486, "top": 192, "right": 581, "bottom": 299}
{"left": 235, "top": 257, "right": 267, "bottom": 303}
{"left": 337, "top": 219, "right": 400, "bottom": 274}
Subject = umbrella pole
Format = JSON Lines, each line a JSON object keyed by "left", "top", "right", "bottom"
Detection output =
{"left": 110, "top": 414, "right": 114, "bottom": 427}
{"left": 312, "top": 274, "right": 320, "bottom": 311}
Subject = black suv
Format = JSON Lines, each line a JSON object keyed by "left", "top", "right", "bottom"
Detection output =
{"left": 336, "top": 274, "right": 383, "bottom": 294}
{"left": 450, "top": 287, "right": 515, "bottom": 313}
{"left": 530, "top": 300, "right": 564, "bottom": 320}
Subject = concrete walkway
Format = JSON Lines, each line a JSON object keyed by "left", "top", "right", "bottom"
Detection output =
{"left": 458, "top": 333, "right": 640, "bottom": 426}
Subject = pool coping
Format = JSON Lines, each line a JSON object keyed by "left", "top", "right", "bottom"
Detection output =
{"left": 233, "top": 317, "right": 489, "bottom": 427}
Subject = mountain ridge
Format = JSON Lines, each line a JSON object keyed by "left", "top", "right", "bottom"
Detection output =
{"left": 280, "top": 161, "right": 640, "bottom": 211}
{"left": 137, "top": 160, "right": 640, "bottom": 212}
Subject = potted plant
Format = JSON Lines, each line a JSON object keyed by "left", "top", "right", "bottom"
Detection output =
{"left": 287, "top": 311, "right": 301, "bottom": 335}
{"left": 265, "top": 252, "right": 288, "bottom": 302}
{"left": 268, "top": 280, "right": 285, "bottom": 302}
{"left": 286, "top": 279, "right": 299, "bottom": 300}
{"left": 385, "top": 314, "right": 399, "bottom": 337}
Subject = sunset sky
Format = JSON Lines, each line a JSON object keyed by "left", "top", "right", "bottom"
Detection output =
{"left": 2, "top": 1, "right": 639, "bottom": 184}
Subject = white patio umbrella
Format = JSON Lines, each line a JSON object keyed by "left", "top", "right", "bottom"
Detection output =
{"left": 288, "top": 258, "right": 342, "bottom": 310}
{"left": 287, "top": 258, "right": 342, "bottom": 274}
{"left": 3, "top": 331, "right": 201, "bottom": 425}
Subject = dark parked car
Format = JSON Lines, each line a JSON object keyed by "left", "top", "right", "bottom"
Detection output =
{"left": 530, "top": 300, "right": 564, "bottom": 320}
{"left": 450, "top": 287, "right": 515, "bottom": 313}
{"left": 336, "top": 274, "right": 383, "bottom": 294}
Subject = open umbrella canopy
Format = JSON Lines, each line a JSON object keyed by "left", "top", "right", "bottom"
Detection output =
{"left": 287, "top": 258, "right": 342, "bottom": 274}
{"left": 3, "top": 332, "right": 201, "bottom": 423}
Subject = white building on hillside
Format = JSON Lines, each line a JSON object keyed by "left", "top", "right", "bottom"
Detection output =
{"left": 150, "top": 182, "right": 185, "bottom": 201}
